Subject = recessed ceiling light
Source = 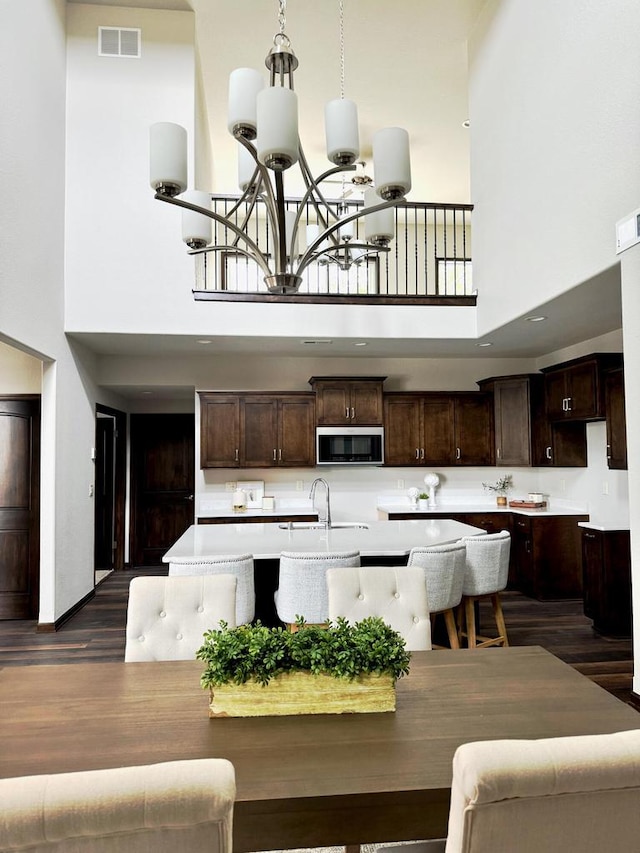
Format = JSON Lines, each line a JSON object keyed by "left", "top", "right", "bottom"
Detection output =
{"left": 477, "top": 342, "right": 493, "bottom": 348}
{"left": 141, "top": 390, "right": 153, "bottom": 395}
{"left": 197, "top": 339, "right": 213, "bottom": 344}
{"left": 301, "top": 339, "right": 333, "bottom": 345}
{"left": 526, "top": 315, "right": 547, "bottom": 323}
{"left": 354, "top": 342, "right": 368, "bottom": 347}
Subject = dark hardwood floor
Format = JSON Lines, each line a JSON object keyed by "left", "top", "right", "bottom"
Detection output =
{"left": 0, "top": 568, "right": 636, "bottom": 709}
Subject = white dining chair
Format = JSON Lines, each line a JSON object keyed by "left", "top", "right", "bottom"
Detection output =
{"left": 124, "top": 574, "right": 237, "bottom": 662}
{"left": 377, "top": 728, "right": 640, "bottom": 853}
{"left": 327, "top": 564, "right": 431, "bottom": 650}
{"left": 169, "top": 553, "right": 255, "bottom": 624}
{"left": 407, "top": 542, "right": 467, "bottom": 648}
{"left": 0, "top": 758, "right": 236, "bottom": 853}
{"left": 275, "top": 550, "right": 360, "bottom": 630}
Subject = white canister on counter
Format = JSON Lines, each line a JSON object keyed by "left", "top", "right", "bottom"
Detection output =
{"left": 232, "top": 489, "right": 247, "bottom": 511}
{"left": 528, "top": 493, "right": 544, "bottom": 502}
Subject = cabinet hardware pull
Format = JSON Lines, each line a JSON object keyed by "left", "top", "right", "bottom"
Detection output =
{"left": 345, "top": 408, "right": 349, "bottom": 419}
{"left": 273, "top": 449, "right": 277, "bottom": 461}
{"left": 606, "top": 444, "right": 611, "bottom": 459}
{"left": 278, "top": 448, "right": 282, "bottom": 462}
{"left": 351, "top": 407, "right": 355, "bottom": 419}
{"left": 566, "top": 396, "right": 572, "bottom": 411}
{"left": 235, "top": 449, "right": 239, "bottom": 462}
{"left": 415, "top": 448, "right": 419, "bottom": 459}
{"left": 456, "top": 447, "right": 461, "bottom": 460}
{"left": 585, "top": 532, "right": 596, "bottom": 539}
{"left": 497, "top": 447, "right": 501, "bottom": 459}
{"left": 420, "top": 448, "right": 425, "bottom": 460}
{"left": 546, "top": 446, "right": 552, "bottom": 459}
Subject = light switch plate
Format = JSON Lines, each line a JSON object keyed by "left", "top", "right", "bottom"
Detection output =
{"left": 615, "top": 207, "right": 640, "bottom": 254}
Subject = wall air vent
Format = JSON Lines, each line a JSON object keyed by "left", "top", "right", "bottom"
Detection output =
{"left": 98, "top": 27, "right": 141, "bottom": 58}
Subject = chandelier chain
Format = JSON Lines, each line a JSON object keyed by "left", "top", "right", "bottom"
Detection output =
{"left": 339, "top": 0, "right": 345, "bottom": 99}
{"left": 278, "top": 0, "right": 287, "bottom": 35}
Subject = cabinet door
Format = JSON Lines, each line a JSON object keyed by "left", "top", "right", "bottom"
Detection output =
{"left": 565, "top": 361, "right": 599, "bottom": 419}
{"left": 454, "top": 395, "right": 493, "bottom": 465}
{"left": 605, "top": 369, "right": 627, "bottom": 470}
{"left": 200, "top": 395, "right": 240, "bottom": 468}
{"left": 512, "top": 516, "right": 534, "bottom": 598}
{"left": 422, "top": 396, "right": 455, "bottom": 465}
{"left": 313, "top": 381, "right": 352, "bottom": 425}
{"left": 241, "top": 397, "right": 279, "bottom": 467}
{"left": 532, "top": 418, "right": 587, "bottom": 467}
{"left": 581, "top": 529, "right": 602, "bottom": 621}
{"left": 279, "top": 397, "right": 315, "bottom": 467}
{"left": 494, "top": 379, "right": 531, "bottom": 466}
{"left": 384, "top": 396, "right": 423, "bottom": 465}
{"left": 544, "top": 370, "right": 568, "bottom": 420}
{"left": 349, "top": 382, "right": 384, "bottom": 425}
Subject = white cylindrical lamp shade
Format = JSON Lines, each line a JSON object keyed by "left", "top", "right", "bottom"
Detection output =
{"left": 150, "top": 122, "right": 187, "bottom": 196}
{"left": 181, "top": 190, "right": 212, "bottom": 249}
{"left": 285, "top": 209, "right": 299, "bottom": 258}
{"left": 256, "top": 86, "right": 298, "bottom": 170}
{"left": 325, "top": 98, "right": 359, "bottom": 166}
{"left": 238, "top": 142, "right": 259, "bottom": 192}
{"left": 363, "top": 187, "right": 395, "bottom": 244}
{"left": 373, "top": 127, "right": 411, "bottom": 200}
{"left": 228, "top": 68, "right": 264, "bottom": 139}
{"left": 339, "top": 210, "right": 354, "bottom": 241}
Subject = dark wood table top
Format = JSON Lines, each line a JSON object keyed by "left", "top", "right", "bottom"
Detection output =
{"left": 1, "top": 647, "right": 638, "bottom": 851}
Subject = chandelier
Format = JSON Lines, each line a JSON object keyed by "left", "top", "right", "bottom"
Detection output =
{"left": 149, "top": 0, "right": 411, "bottom": 294}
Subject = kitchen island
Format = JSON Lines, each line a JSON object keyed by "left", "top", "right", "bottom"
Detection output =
{"left": 164, "top": 518, "right": 483, "bottom": 625}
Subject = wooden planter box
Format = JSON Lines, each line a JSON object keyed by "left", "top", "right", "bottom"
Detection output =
{"left": 208, "top": 671, "right": 396, "bottom": 717}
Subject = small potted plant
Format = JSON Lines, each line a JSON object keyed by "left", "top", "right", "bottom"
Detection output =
{"left": 418, "top": 492, "right": 429, "bottom": 510}
{"left": 482, "top": 474, "right": 513, "bottom": 506}
{"left": 197, "top": 617, "right": 411, "bottom": 718}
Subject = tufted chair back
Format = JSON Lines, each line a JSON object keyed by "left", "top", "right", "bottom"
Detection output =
{"left": 327, "top": 565, "right": 431, "bottom": 650}
{"left": 275, "top": 550, "right": 360, "bottom": 628}
{"left": 124, "top": 574, "right": 237, "bottom": 662}
{"left": 168, "top": 553, "right": 255, "bottom": 624}
{"left": 0, "top": 758, "right": 236, "bottom": 853}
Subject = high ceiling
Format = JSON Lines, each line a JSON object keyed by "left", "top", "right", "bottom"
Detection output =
{"left": 66, "top": 0, "right": 622, "bottom": 367}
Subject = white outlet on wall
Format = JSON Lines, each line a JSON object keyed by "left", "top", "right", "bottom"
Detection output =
{"left": 602, "top": 481, "right": 609, "bottom": 496}
{"left": 296, "top": 480, "right": 304, "bottom": 491}
{"left": 225, "top": 481, "right": 236, "bottom": 491}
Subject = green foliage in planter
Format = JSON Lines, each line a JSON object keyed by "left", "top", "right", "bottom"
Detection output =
{"left": 197, "top": 617, "right": 411, "bottom": 689}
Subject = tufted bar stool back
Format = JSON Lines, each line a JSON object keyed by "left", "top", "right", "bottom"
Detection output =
{"left": 275, "top": 550, "right": 360, "bottom": 630}
{"left": 124, "top": 574, "right": 237, "bottom": 662}
{"left": 327, "top": 565, "right": 432, "bottom": 650}
{"left": 408, "top": 542, "right": 467, "bottom": 648}
{"left": 169, "top": 554, "right": 255, "bottom": 624}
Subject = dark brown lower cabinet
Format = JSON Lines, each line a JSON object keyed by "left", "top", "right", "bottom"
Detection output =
{"left": 581, "top": 527, "right": 631, "bottom": 637}
{"left": 511, "top": 514, "right": 588, "bottom": 599}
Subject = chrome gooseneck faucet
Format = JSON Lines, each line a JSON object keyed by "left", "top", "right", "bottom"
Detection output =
{"left": 309, "top": 477, "right": 331, "bottom": 529}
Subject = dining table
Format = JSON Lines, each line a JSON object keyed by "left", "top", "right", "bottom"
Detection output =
{"left": 1, "top": 646, "right": 638, "bottom": 851}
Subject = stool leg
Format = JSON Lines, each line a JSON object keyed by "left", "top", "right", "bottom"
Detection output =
{"left": 465, "top": 597, "right": 477, "bottom": 648}
{"left": 443, "top": 609, "right": 460, "bottom": 649}
{"left": 492, "top": 593, "right": 509, "bottom": 647}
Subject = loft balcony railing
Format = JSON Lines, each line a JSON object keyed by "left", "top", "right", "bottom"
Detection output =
{"left": 193, "top": 196, "right": 475, "bottom": 305}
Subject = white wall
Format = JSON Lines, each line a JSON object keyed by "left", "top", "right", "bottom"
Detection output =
{"left": 470, "top": 0, "right": 640, "bottom": 337}
{"left": 0, "top": 342, "right": 42, "bottom": 393}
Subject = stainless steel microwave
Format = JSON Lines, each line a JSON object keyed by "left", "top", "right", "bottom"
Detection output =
{"left": 316, "top": 426, "right": 384, "bottom": 466}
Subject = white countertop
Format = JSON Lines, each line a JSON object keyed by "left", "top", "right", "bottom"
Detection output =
{"left": 578, "top": 521, "right": 631, "bottom": 532}
{"left": 198, "top": 507, "right": 318, "bottom": 520}
{"left": 377, "top": 502, "right": 590, "bottom": 519}
{"left": 164, "top": 518, "right": 485, "bottom": 562}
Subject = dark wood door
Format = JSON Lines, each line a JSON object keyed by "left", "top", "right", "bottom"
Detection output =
{"left": 384, "top": 396, "right": 423, "bottom": 465}
{"left": 130, "top": 414, "right": 194, "bottom": 567}
{"left": 94, "top": 415, "right": 115, "bottom": 571}
{"left": 494, "top": 378, "right": 531, "bottom": 466}
{"left": 605, "top": 368, "right": 627, "bottom": 470}
{"left": 422, "top": 395, "right": 455, "bottom": 465}
{"left": 199, "top": 395, "right": 240, "bottom": 468}
{"left": 312, "top": 381, "right": 352, "bottom": 425}
{"left": 242, "top": 397, "right": 279, "bottom": 466}
{"left": 349, "top": 381, "right": 384, "bottom": 425}
{"left": 454, "top": 395, "right": 493, "bottom": 465}
{"left": 279, "top": 396, "right": 315, "bottom": 466}
{"left": 544, "top": 370, "right": 568, "bottom": 420}
{"left": 565, "top": 361, "right": 598, "bottom": 419}
{"left": 0, "top": 397, "right": 40, "bottom": 619}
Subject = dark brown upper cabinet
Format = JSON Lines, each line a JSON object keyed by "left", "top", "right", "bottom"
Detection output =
{"left": 309, "top": 376, "right": 385, "bottom": 426}
{"left": 604, "top": 367, "right": 627, "bottom": 470}
{"left": 541, "top": 353, "right": 622, "bottom": 422}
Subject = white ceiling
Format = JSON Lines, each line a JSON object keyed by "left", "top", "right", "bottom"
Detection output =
{"left": 66, "top": 0, "right": 622, "bottom": 370}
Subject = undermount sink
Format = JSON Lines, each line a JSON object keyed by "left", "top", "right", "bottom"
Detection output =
{"left": 278, "top": 522, "right": 370, "bottom": 530}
